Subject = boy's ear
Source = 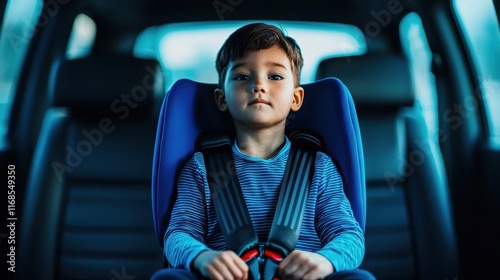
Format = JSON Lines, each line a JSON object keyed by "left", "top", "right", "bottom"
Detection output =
{"left": 214, "top": 88, "right": 228, "bottom": 112}
{"left": 290, "top": 86, "right": 304, "bottom": 112}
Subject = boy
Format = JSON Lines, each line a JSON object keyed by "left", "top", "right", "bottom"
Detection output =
{"left": 154, "top": 23, "right": 375, "bottom": 280}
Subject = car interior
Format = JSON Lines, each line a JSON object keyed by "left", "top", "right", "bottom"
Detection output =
{"left": 1, "top": 0, "right": 499, "bottom": 279}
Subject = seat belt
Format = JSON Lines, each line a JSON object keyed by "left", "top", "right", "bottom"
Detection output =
{"left": 197, "top": 131, "right": 261, "bottom": 279}
{"left": 197, "top": 130, "right": 323, "bottom": 280}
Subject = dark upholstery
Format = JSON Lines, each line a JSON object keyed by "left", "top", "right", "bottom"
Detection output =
{"left": 18, "top": 54, "right": 164, "bottom": 280}
{"left": 316, "top": 54, "right": 459, "bottom": 279}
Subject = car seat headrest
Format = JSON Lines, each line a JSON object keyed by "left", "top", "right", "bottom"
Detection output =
{"left": 315, "top": 53, "right": 414, "bottom": 108}
{"left": 50, "top": 54, "right": 162, "bottom": 116}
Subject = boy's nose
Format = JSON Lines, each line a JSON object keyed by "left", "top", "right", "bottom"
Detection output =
{"left": 252, "top": 87, "right": 265, "bottom": 93}
{"left": 252, "top": 78, "right": 267, "bottom": 93}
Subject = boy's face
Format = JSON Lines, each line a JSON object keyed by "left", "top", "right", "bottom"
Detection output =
{"left": 214, "top": 45, "right": 304, "bottom": 131}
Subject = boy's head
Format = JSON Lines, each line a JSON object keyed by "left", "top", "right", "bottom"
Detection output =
{"left": 216, "top": 23, "right": 304, "bottom": 89}
{"left": 213, "top": 23, "right": 305, "bottom": 132}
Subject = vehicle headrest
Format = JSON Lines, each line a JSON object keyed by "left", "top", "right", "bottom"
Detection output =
{"left": 50, "top": 54, "right": 162, "bottom": 116}
{"left": 315, "top": 53, "right": 414, "bottom": 108}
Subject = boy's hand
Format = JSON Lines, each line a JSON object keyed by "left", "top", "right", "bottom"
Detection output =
{"left": 278, "top": 250, "right": 334, "bottom": 279}
{"left": 193, "top": 250, "right": 249, "bottom": 280}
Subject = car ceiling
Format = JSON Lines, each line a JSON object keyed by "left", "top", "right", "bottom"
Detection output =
{"left": 78, "top": 0, "right": 418, "bottom": 32}
{"left": 69, "top": 0, "right": 431, "bottom": 54}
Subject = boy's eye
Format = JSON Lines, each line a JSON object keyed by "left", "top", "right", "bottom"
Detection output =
{"left": 269, "top": 75, "right": 283, "bottom": 80}
{"left": 233, "top": 75, "right": 250, "bottom": 81}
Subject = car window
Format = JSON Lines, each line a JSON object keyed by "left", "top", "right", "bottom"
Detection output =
{"left": 400, "top": 12, "right": 438, "bottom": 141}
{"left": 134, "top": 20, "right": 367, "bottom": 90}
{"left": 0, "top": 0, "right": 41, "bottom": 148}
{"left": 453, "top": 0, "right": 500, "bottom": 145}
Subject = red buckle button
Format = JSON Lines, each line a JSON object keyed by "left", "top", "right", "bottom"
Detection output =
{"left": 241, "top": 249, "right": 259, "bottom": 261}
{"left": 264, "top": 249, "right": 283, "bottom": 262}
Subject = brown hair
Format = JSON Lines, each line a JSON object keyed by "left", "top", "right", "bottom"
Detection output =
{"left": 215, "top": 23, "right": 304, "bottom": 88}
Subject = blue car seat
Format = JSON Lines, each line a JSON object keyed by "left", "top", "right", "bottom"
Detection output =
{"left": 152, "top": 77, "right": 366, "bottom": 255}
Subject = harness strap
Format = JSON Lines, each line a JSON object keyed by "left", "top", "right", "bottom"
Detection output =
{"left": 197, "top": 130, "right": 323, "bottom": 280}
{"left": 197, "top": 131, "right": 260, "bottom": 279}
{"left": 263, "top": 131, "right": 321, "bottom": 280}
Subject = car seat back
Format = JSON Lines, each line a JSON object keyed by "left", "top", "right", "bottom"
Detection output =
{"left": 19, "top": 54, "right": 164, "bottom": 280}
{"left": 152, "top": 78, "right": 366, "bottom": 248}
{"left": 316, "top": 53, "right": 458, "bottom": 279}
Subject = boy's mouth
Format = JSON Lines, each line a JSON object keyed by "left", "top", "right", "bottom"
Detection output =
{"left": 249, "top": 98, "right": 270, "bottom": 105}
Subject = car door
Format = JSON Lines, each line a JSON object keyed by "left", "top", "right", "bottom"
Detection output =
{"left": 1, "top": 2, "right": 45, "bottom": 278}
{"left": 422, "top": 0, "right": 500, "bottom": 278}
{"left": 453, "top": 1, "right": 500, "bottom": 278}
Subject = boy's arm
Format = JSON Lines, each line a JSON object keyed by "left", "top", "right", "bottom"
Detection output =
{"left": 314, "top": 152, "right": 365, "bottom": 272}
{"left": 165, "top": 153, "right": 250, "bottom": 279}
{"left": 164, "top": 153, "right": 211, "bottom": 270}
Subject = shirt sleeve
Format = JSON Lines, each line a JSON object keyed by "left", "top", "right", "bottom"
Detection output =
{"left": 313, "top": 152, "right": 365, "bottom": 272}
{"left": 164, "top": 152, "right": 210, "bottom": 270}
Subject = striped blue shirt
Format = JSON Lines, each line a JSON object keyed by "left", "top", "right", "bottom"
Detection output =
{"left": 165, "top": 137, "right": 364, "bottom": 272}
